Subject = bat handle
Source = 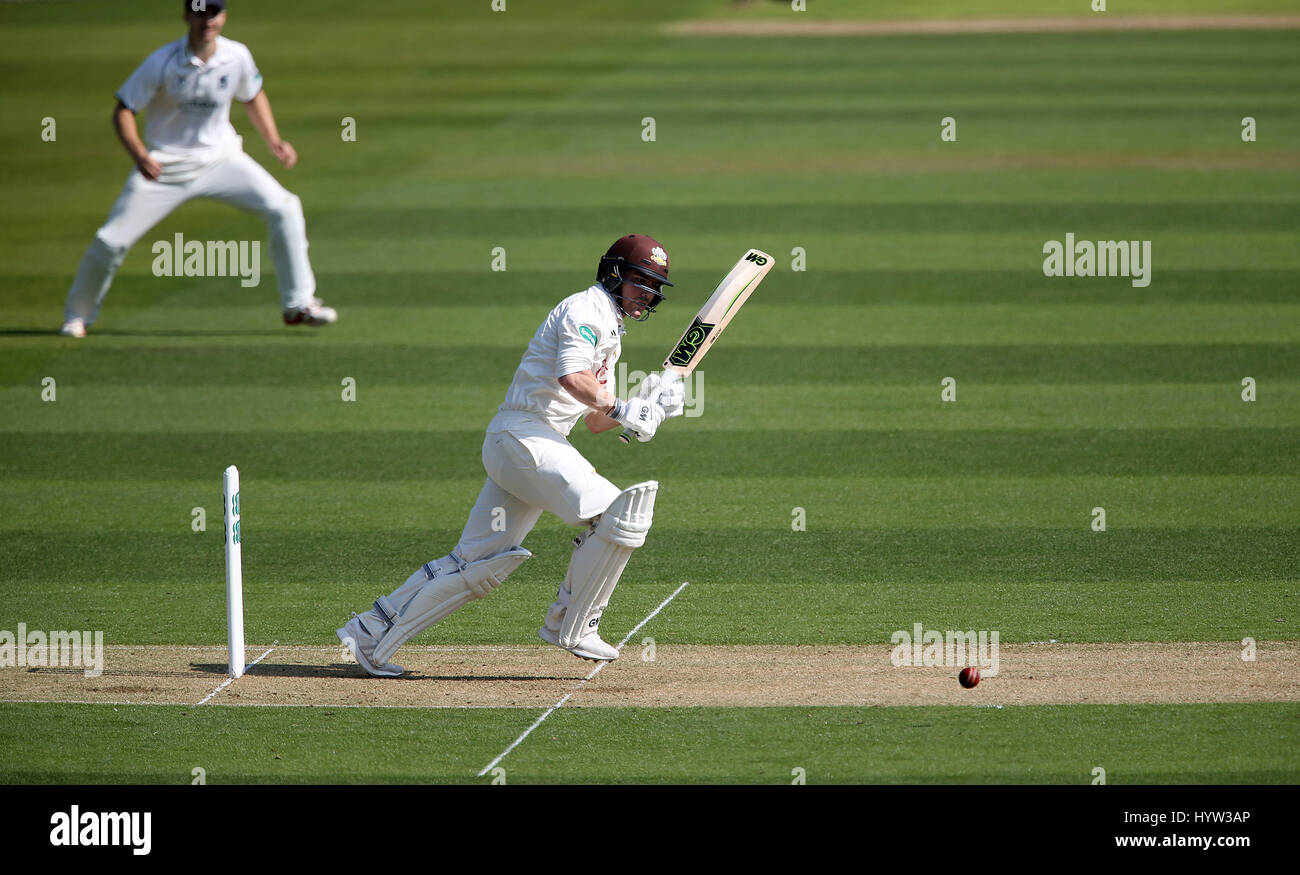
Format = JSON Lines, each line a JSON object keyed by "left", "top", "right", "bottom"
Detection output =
{"left": 618, "top": 431, "right": 632, "bottom": 444}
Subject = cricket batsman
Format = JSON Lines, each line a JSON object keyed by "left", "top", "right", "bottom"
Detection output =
{"left": 59, "top": 0, "right": 335, "bottom": 338}
{"left": 338, "top": 235, "right": 685, "bottom": 675}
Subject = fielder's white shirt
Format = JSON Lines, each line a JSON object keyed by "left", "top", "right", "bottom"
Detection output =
{"left": 115, "top": 36, "right": 263, "bottom": 180}
{"left": 495, "top": 285, "right": 624, "bottom": 436}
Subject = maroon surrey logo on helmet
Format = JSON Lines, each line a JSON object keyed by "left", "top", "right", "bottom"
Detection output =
{"left": 596, "top": 234, "right": 673, "bottom": 321}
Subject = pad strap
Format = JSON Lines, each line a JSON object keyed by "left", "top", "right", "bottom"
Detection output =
{"left": 371, "top": 547, "right": 532, "bottom": 664}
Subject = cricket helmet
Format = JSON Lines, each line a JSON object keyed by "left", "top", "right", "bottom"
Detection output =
{"left": 597, "top": 234, "right": 672, "bottom": 321}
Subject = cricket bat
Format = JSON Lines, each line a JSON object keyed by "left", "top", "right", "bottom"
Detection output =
{"left": 619, "top": 248, "right": 773, "bottom": 443}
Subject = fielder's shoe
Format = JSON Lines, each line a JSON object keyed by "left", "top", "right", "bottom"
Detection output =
{"left": 283, "top": 297, "right": 338, "bottom": 327}
{"left": 59, "top": 318, "right": 87, "bottom": 338}
{"left": 337, "top": 615, "right": 405, "bottom": 677}
{"left": 538, "top": 625, "right": 619, "bottom": 662}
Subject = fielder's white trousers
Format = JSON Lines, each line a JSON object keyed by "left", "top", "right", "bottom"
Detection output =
{"left": 64, "top": 150, "right": 316, "bottom": 325}
{"left": 455, "top": 411, "right": 622, "bottom": 562}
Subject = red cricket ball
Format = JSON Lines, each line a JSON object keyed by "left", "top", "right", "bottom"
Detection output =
{"left": 959, "top": 666, "right": 980, "bottom": 688}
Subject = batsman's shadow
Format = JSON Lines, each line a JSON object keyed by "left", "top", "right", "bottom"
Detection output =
{"left": 85, "top": 329, "right": 296, "bottom": 338}
{"left": 191, "top": 662, "right": 579, "bottom": 681}
{"left": 0, "top": 328, "right": 298, "bottom": 338}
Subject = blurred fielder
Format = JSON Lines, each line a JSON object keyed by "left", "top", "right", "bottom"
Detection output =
{"left": 338, "top": 235, "right": 685, "bottom": 675}
{"left": 59, "top": 0, "right": 335, "bottom": 338}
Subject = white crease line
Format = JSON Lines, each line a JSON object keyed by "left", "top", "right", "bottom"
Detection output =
{"left": 196, "top": 677, "right": 235, "bottom": 706}
{"left": 476, "top": 581, "right": 689, "bottom": 777}
{"left": 196, "top": 646, "right": 275, "bottom": 705}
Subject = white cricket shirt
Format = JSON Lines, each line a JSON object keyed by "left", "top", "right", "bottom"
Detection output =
{"left": 494, "top": 285, "right": 625, "bottom": 436}
{"left": 115, "top": 36, "right": 263, "bottom": 180}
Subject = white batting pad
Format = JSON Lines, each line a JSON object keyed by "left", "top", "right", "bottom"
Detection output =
{"left": 559, "top": 481, "right": 658, "bottom": 648}
{"left": 372, "top": 547, "right": 532, "bottom": 664}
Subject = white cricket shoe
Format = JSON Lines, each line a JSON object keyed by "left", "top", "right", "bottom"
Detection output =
{"left": 59, "top": 318, "right": 87, "bottom": 338}
{"left": 337, "top": 615, "right": 405, "bottom": 677}
{"left": 284, "top": 297, "right": 338, "bottom": 327}
{"left": 538, "top": 625, "right": 619, "bottom": 662}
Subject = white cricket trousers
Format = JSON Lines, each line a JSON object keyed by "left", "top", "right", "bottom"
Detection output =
{"left": 64, "top": 151, "right": 316, "bottom": 325}
{"left": 455, "top": 412, "right": 623, "bottom": 562}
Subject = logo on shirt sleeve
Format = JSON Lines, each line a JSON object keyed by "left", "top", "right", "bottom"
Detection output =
{"left": 578, "top": 325, "right": 598, "bottom": 347}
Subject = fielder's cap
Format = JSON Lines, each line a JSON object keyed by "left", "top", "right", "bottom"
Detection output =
{"left": 184, "top": 0, "right": 226, "bottom": 13}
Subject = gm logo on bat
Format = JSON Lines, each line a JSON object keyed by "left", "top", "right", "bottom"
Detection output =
{"left": 669, "top": 317, "right": 715, "bottom": 368}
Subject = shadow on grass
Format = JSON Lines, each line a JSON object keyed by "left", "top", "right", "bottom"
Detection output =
{"left": 0, "top": 328, "right": 302, "bottom": 338}
{"left": 193, "top": 663, "right": 580, "bottom": 681}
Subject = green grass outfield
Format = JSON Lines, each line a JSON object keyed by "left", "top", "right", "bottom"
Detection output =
{"left": 1, "top": 702, "right": 1296, "bottom": 785}
{"left": 0, "top": 0, "right": 1297, "bottom": 784}
{"left": 713, "top": 0, "right": 1300, "bottom": 21}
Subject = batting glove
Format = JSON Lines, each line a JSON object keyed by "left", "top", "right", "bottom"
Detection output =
{"left": 611, "top": 396, "right": 666, "bottom": 442}
{"left": 653, "top": 371, "right": 685, "bottom": 419}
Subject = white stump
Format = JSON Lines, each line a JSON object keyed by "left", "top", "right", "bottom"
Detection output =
{"left": 223, "top": 465, "right": 245, "bottom": 679}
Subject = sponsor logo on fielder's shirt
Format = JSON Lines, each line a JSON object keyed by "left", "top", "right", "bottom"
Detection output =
{"left": 180, "top": 97, "right": 220, "bottom": 114}
{"left": 578, "top": 325, "right": 598, "bottom": 346}
{"left": 49, "top": 805, "right": 151, "bottom": 855}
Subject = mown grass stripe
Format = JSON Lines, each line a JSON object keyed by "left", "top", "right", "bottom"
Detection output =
{"left": 3, "top": 384, "right": 1296, "bottom": 434}
{"left": 4, "top": 343, "right": 1297, "bottom": 387}
{"left": 3, "top": 428, "right": 1296, "bottom": 479}
{"left": 5, "top": 475, "right": 1295, "bottom": 532}
{"left": 6, "top": 269, "right": 1300, "bottom": 309}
